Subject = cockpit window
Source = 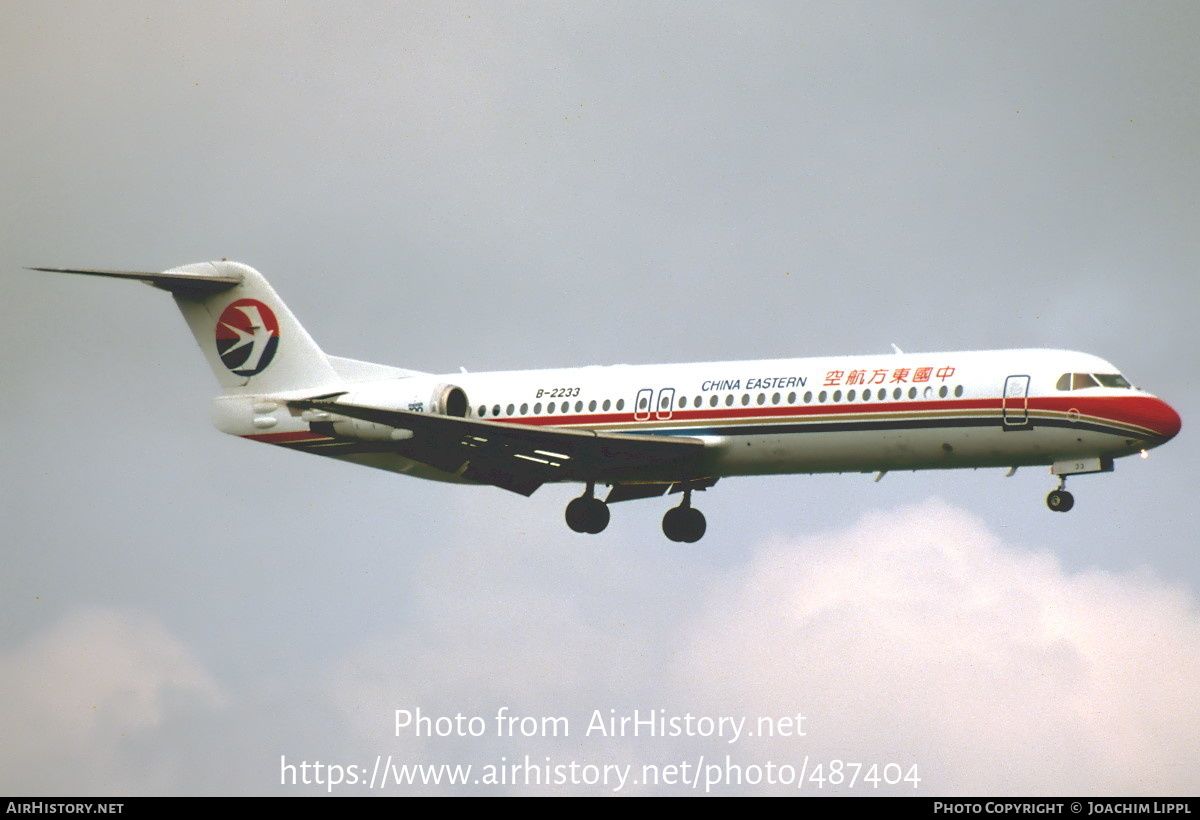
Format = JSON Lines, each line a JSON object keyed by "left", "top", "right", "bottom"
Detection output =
{"left": 1056, "top": 372, "right": 1130, "bottom": 391}
{"left": 1094, "top": 373, "right": 1131, "bottom": 389}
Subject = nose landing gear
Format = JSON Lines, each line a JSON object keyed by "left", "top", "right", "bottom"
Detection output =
{"left": 662, "top": 489, "right": 706, "bottom": 543}
{"left": 1046, "top": 477, "right": 1075, "bottom": 512}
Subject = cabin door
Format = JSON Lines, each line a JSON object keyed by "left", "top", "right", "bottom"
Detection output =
{"left": 1002, "top": 375, "right": 1030, "bottom": 426}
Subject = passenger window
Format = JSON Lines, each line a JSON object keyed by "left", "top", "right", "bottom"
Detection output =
{"left": 478, "top": 405, "right": 487, "bottom": 417}
{"left": 602, "top": 399, "right": 611, "bottom": 411}
{"left": 520, "top": 403, "right": 528, "bottom": 415}
{"left": 492, "top": 404, "right": 501, "bottom": 416}
{"left": 804, "top": 391, "right": 813, "bottom": 404}
{"left": 534, "top": 402, "right": 542, "bottom": 414}
{"left": 575, "top": 401, "right": 583, "bottom": 413}
{"left": 506, "top": 404, "right": 515, "bottom": 416}
{"left": 588, "top": 400, "right": 597, "bottom": 412}
{"left": 954, "top": 385, "right": 963, "bottom": 398}
{"left": 907, "top": 387, "right": 917, "bottom": 399}
{"left": 772, "top": 392, "right": 781, "bottom": 405}
{"left": 788, "top": 392, "right": 796, "bottom": 404}
{"left": 757, "top": 393, "right": 766, "bottom": 405}
{"left": 616, "top": 399, "right": 625, "bottom": 411}
{"left": 833, "top": 390, "right": 842, "bottom": 402}
{"left": 847, "top": 389, "right": 856, "bottom": 401}
{"left": 725, "top": 395, "right": 734, "bottom": 407}
{"left": 818, "top": 391, "right": 827, "bottom": 403}
{"left": 938, "top": 386, "right": 947, "bottom": 398}
{"left": 709, "top": 395, "right": 718, "bottom": 408}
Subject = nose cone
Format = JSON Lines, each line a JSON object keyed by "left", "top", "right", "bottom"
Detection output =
{"left": 1147, "top": 397, "right": 1182, "bottom": 445}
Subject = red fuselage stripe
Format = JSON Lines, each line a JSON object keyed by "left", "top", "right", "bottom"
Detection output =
{"left": 495, "top": 395, "right": 1175, "bottom": 437}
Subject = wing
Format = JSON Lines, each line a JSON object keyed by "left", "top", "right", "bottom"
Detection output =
{"left": 288, "top": 397, "right": 709, "bottom": 496}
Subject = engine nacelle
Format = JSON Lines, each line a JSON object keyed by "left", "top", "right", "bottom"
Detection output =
{"left": 304, "top": 382, "right": 470, "bottom": 442}
{"left": 430, "top": 383, "right": 469, "bottom": 418}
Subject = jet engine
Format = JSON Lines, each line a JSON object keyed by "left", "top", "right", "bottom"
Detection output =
{"left": 429, "top": 383, "right": 469, "bottom": 417}
{"left": 304, "top": 382, "right": 470, "bottom": 441}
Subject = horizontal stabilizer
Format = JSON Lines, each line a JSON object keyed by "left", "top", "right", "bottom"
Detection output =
{"left": 28, "top": 266, "right": 242, "bottom": 295}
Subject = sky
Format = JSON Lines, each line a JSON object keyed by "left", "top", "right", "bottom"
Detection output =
{"left": 1, "top": 0, "right": 1197, "bottom": 796}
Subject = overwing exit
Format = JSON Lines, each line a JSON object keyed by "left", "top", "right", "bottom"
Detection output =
{"left": 29, "top": 262, "right": 1181, "bottom": 542}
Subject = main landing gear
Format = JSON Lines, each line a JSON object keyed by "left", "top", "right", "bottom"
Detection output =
{"left": 564, "top": 484, "right": 709, "bottom": 542}
{"left": 565, "top": 483, "right": 610, "bottom": 534}
{"left": 1046, "top": 476, "right": 1075, "bottom": 513}
{"left": 661, "top": 489, "right": 706, "bottom": 543}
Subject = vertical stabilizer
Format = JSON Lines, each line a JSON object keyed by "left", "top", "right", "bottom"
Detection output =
{"left": 168, "top": 261, "right": 341, "bottom": 394}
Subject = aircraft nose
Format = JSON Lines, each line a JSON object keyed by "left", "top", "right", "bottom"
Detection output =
{"left": 1147, "top": 397, "right": 1182, "bottom": 444}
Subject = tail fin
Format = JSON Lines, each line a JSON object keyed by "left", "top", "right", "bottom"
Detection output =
{"left": 31, "top": 261, "right": 341, "bottom": 395}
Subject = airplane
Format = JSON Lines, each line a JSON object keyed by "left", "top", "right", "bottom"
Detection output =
{"left": 29, "top": 261, "right": 1181, "bottom": 542}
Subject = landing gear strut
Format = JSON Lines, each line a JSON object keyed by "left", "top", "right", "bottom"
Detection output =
{"left": 1046, "top": 476, "right": 1075, "bottom": 513}
{"left": 662, "top": 489, "right": 706, "bottom": 543}
{"left": 566, "top": 483, "right": 610, "bottom": 534}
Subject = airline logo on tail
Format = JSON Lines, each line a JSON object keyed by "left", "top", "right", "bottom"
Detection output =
{"left": 216, "top": 299, "right": 279, "bottom": 376}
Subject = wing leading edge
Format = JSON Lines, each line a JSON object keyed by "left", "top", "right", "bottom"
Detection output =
{"left": 288, "top": 397, "right": 709, "bottom": 496}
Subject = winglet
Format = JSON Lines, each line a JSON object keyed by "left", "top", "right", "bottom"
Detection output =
{"left": 27, "top": 266, "right": 242, "bottom": 295}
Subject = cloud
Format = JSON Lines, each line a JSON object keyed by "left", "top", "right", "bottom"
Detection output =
{"left": 677, "top": 499, "right": 1200, "bottom": 795}
{"left": 322, "top": 498, "right": 1200, "bottom": 794}
{"left": 0, "top": 608, "right": 224, "bottom": 795}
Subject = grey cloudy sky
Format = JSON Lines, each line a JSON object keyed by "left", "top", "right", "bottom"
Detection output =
{"left": 2, "top": 1, "right": 1197, "bottom": 795}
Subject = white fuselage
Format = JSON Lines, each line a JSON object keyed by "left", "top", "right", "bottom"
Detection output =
{"left": 218, "top": 347, "right": 1180, "bottom": 486}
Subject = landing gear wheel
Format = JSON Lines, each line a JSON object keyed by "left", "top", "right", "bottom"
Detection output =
{"left": 662, "top": 505, "right": 706, "bottom": 543}
{"left": 584, "top": 498, "right": 610, "bottom": 533}
{"left": 566, "top": 496, "right": 610, "bottom": 534}
{"left": 662, "top": 507, "right": 683, "bottom": 542}
{"left": 1046, "top": 489, "right": 1075, "bottom": 512}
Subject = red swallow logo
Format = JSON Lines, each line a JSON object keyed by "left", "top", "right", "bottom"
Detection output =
{"left": 215, "top": 299, "right": 279, "bottom": 376}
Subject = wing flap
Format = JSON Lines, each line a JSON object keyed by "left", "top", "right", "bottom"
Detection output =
{"left": 289, "top": 397, "right": 707, "bottom": 495}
